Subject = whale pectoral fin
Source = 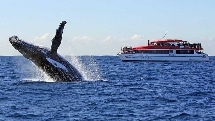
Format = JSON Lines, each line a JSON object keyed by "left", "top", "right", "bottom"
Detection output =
{"left": 50, "top": 21, "right": 67, "bottom": 54}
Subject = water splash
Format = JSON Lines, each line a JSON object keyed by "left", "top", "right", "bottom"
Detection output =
{"left": 68, "top": 56, "right": 103, "bottom": 81}
{"left": 34, "top": 66, "right": 55, "bottom": 82}
{"left": 23, "top": 63, "right": 55, "bottom": 82}
{"left": 20, "top": 55, "right": 103, "bottom": 82}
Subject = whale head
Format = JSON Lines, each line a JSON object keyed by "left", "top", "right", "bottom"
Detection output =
{"left": 9, "top": 36, "right": 49, "bottom": 60}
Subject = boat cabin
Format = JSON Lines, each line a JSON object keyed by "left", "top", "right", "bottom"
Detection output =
{"left": 121, "top": 39, "right": 203, "bottom": 54}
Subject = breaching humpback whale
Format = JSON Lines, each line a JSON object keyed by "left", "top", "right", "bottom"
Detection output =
{"left": 9, "top": 21, "right": 83, "bottom": 82}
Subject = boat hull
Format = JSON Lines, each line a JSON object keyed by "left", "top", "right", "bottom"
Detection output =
{"left": 118, "top": 53, "right": 210, "bottom": 62}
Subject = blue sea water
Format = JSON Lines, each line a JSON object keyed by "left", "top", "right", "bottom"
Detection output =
{"left": 0, "top": 56, "right": 215, "bottom": 121}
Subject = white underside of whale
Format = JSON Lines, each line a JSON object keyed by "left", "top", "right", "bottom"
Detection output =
{"left": 46, "top": 57, "right": 68, "bottom": 72}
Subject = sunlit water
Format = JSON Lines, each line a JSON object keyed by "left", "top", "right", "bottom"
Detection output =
{"left": 0, "top": 56, "right": 215, "bottom": 120}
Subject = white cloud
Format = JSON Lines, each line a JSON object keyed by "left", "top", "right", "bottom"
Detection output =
{"left": 33, "top": 33, "right": 51, "bottom": 42}
{"left": 209, "top": 37, "right": 213, "bottom": 41}
{"left": 200, "top": 37, "right": 215, "bottom": 56}
{"left": 72, "top": 36, "right": 94, "bottom": 41}
{"left": 103, "top": 36, "right": 120, "bottom": 42}
{"left": 104, "top": 36, "right": 113, "bottom": 41}
{"left": 32, "top": 33, "right": 52, "bottom": 47}
{"left": 131, "top": 34, "right": 144, "bottom": 40}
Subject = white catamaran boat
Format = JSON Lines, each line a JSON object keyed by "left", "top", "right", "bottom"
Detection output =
{"left": 118, "top": 39, "right": 209, "bottom": 61}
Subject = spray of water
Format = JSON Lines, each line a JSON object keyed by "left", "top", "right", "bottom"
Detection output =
{"left": 34, "top": 65, "right": 55, "bottom": 82}
{"left": 21, "top": 55, "right": 103, "bottom": 82}
{"left": 68, "top": 56, "right": 103, "bottom": 81}
{"left": 23, "top": 63, "right": 55, "bottom": 82}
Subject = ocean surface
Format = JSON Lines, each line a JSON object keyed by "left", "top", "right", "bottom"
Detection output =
{"left": 0, "top": 56, "right": 215, "bottom": 121}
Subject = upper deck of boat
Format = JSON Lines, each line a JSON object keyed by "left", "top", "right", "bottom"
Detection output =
{"left": 132, "top": 39, "right": 203, "bottom": 50}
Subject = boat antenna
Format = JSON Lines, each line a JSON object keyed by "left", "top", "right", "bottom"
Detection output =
{"left": 162, "top": 31, "right": 168, "bottom": 39}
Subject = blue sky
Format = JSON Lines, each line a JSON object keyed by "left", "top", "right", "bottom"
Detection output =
{"left": 1, "top": 0, "right": 215, "bottom": 55}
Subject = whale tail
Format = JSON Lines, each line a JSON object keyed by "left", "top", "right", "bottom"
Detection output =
{"left": 50, "top": 21, "right": 67, "bottom": 54}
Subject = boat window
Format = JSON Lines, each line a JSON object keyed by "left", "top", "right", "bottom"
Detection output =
{"left": 134, "top": 50, "right": 169, "bottom": 54}
{"left": 176, "top": 50, "right": 194, "bottom": 54}
{"left": 169, "top": 50, "right": 173, "bottom": 53}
